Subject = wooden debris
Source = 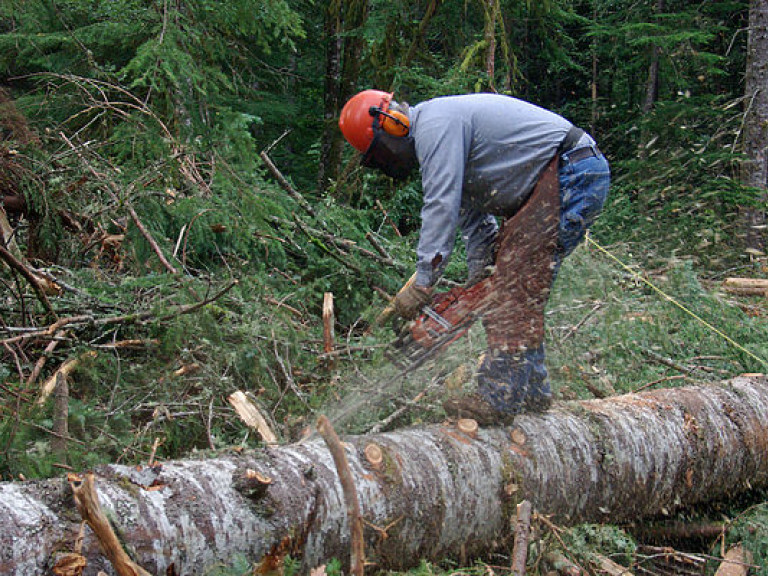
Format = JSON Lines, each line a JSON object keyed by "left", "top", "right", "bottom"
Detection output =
{"left": 53, "top": 520, "right": 88, "bottom": 576}
{"left": 375, "top": 199, "right": 402, "bottom": 237}
{"left": 259, "top": 151, "right": 316, "bottom": 218}
{"left": 723, "top": 277, "right": 768, "bottom": 296}
{"left": 628, "top": 520, "right": 725, "bottom": 544}
{"left": 263, "top": 295, "right": 304, "bottom": 318}
{"left": 510, "top": 499, "right": 532, "bottom": 575}
{"left": 0, "top": 242, "right": 59, "bottom": 318}
{"left": 52, "top": 553, "right": 87, "bottom": 576}
{"left": 542, "top": 551, "right": 583, "bottom": 575}
{"left": 37, "top": 351, "right": 97, "bottom": 405}
{"left": 317, "top": 415, "right": 365, "bottom": 576}
{"left": 374, "top": 272, "right": 417, "bottom": 327}
{"left": 52, "top": 372, "right": 69, "bottom": 464}
{"left": 94, "top": 338, "right": 160, "bottom": 350}
{"left": 228, "top": 390, "right": 278, "bottom": 444}
{"left": 592, "top": 553, "right": 634, "bottom": 575}
{"left": 365, "top": 232, "right": 392, "bottom": 260}
{"left": 2, "top": 281, "right": 236, "bottom": 348}
{"left": 68, "top": 472, "right": 152, "bottom": 576}
{"left": 323, "top": 292, "right": 335, "bottom": 356}
{"left": 714, "top": 545, "right": 753, "bottom": 576}
{"left": 147, "top": 437, "right": 162, "bottom": 467}
{"left": 25, "top": 330, "right": 66, "bottom": 386}
{"left": 172, "top": 363, "right": 200, "bottom": 378}
{"left": 635, "top": 545, "right": 707, "bottom": 576}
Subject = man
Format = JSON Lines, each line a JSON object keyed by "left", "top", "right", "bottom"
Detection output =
{"left": 339, "top": 90, "right": 610, "bottom": 424}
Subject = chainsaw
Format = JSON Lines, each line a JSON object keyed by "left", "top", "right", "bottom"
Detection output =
{"left": 387, "top": 274, "right": 495, "bottom": 367}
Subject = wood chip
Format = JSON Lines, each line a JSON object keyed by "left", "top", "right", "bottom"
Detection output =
{"left": 228, "top": 390, "right": 278, "bottom": 444}
{"left": 52, "top": 553, "right": 87, "bottom": 576}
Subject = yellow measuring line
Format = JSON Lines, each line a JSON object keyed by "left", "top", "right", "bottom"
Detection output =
{"left": 585, "top": 235, "right": 768, "bottom": 369}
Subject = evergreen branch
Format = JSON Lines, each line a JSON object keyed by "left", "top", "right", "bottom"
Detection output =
{"left": 58, "top": 131, "right": 180, "bottom": 275}
{"left": 271, "top": 216, "right": 408, "bottom": 272}
{"left": 0, "top": 244, "right": 58, "bottom": 321}
{"left": 259, "top": 151, "right": 317, "bottom": 218}
{"left": 0, "top": 281, "right": 237, "bottom": 346}
{"left": 37, "top": 73, "right": 212, "bottom": 195}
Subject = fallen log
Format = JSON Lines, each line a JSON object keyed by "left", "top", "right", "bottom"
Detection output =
{"left": 2, "top": 375, "right": 768, "bottom": 575}
{"left": 723, "top": 277, "right": 768, "bottom": 296}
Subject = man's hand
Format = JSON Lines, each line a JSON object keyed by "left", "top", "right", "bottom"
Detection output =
{"left": 394, "top": 284, "right": 433, "bottom": 320}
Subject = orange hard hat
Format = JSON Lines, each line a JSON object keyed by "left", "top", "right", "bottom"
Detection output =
{"left": 339, "top": 89, "right": 408, "bottom": 152}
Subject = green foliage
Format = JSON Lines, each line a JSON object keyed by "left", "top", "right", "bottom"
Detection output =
{"left": 595, "top": 93, "right": 750, "bottom": 268}
{"left": 2, "top": 0, "right": 767, "bottom": 572}
{"left": 723, "top": 503, "right": 768, "bottom": 576}
{"left": 559, "top": 523, "right": 637, "bottom": 568}
{"left": 547, "top": 246, "right": 768, "bottom": 399}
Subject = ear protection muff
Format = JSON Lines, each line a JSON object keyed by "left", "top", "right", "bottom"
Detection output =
{"left": 369, "top": 106, "right": 410, "bottom": 137}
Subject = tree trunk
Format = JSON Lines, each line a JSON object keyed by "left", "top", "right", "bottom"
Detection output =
{"left": 741, "top": 0, "right": 768, "bottom": 254}
{"left": 484, "top": 0, "right": 498, "bottom": 92}
{"left": 317, "top": 0, "right": 368, "bottom": 194}
{"left": 642, "top": 0, "right": 664, "bottom": 114}
{"left": 2, "top": 375, "right": 768, "bottom": 575}
{"left": 317, "top": 1, "right": 343, "bottom": 192}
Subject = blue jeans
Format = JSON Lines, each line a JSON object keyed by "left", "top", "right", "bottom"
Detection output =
{"left": 555, "top": 152, "right": 611, "bottom": 271}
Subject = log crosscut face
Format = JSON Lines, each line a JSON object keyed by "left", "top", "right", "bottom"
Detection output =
{"left": 1, "top": 375, "right": 767, "bottom": 575}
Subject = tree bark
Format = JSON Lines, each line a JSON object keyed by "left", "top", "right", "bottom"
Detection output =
{"left": 740, "top": 0, "right": 768, "bottom": 254}
{"left": 317, "top": 0, "right": 343, "bottom": 193}
{"left": 642, "top": 0, "right": 664, "bottom": 114}
{"left": 2, "top": 375, "right": 768, "bottom": 575}
{"left": 317, "top": 0, "right": 368, "bottom": 193}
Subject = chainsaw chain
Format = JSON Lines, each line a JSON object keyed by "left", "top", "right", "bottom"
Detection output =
{"left": 385, "top": 312, "right": 480, "bottom": 371}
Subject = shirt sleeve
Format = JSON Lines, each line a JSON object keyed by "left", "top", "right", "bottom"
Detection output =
{"left": 460, "top": 208, "right": 498, "bottom": 277}
{"left": 414, "top": 117, "right": 472, "bottom": 286}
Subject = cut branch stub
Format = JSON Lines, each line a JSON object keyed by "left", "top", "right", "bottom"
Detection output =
{"left": 363, "top": 443, "right": 384, "bottom": 470}
{"left": 457, "top": 418, "right": 479, "bottom": 438}
{"left": 233, "top": 467, "right": 274, "bottom": 500}
{"left": 510, "top": 427, "right": 527, "bottom": 446}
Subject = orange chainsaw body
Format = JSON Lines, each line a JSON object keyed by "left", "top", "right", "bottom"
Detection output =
{"left": 410, "top": 276, "right": 494, "bottom": 349}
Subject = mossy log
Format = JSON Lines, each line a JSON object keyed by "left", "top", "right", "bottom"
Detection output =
{"left": 2, "top": 375, "right": 768, "bottom": 575}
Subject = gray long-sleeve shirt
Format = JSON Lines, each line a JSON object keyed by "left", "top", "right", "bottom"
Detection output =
{"left": 409, "top": 94, "right": 574, "bottom": 286}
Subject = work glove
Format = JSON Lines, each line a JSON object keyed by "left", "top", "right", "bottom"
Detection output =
{"left": 393, "top": 283, "right": 433, "bottom": 320}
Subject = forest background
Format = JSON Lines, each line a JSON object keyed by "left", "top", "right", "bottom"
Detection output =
{"left": 1, "top": 0, "right": 768, "bottom": 574}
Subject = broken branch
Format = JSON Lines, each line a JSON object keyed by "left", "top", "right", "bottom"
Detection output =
{"left": 68, "top": 472, "right": 152, "bottom": 576}
{"left": 59, "top": 131, "right": 178, "bottom": 274}
{"left": 0, "top": 243, "right": 58, "bottom": 320}
{"left": 317, "top": 415, "right": 365, "bottom": 576}
{"left": 228, "top": 390, "right": 278, "bottom": 444}
{"left": 259, "top": 151, "right": 316, "bottom": 218}
{"left": 510, "top": 500, "right": 532, "bottom": 575}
